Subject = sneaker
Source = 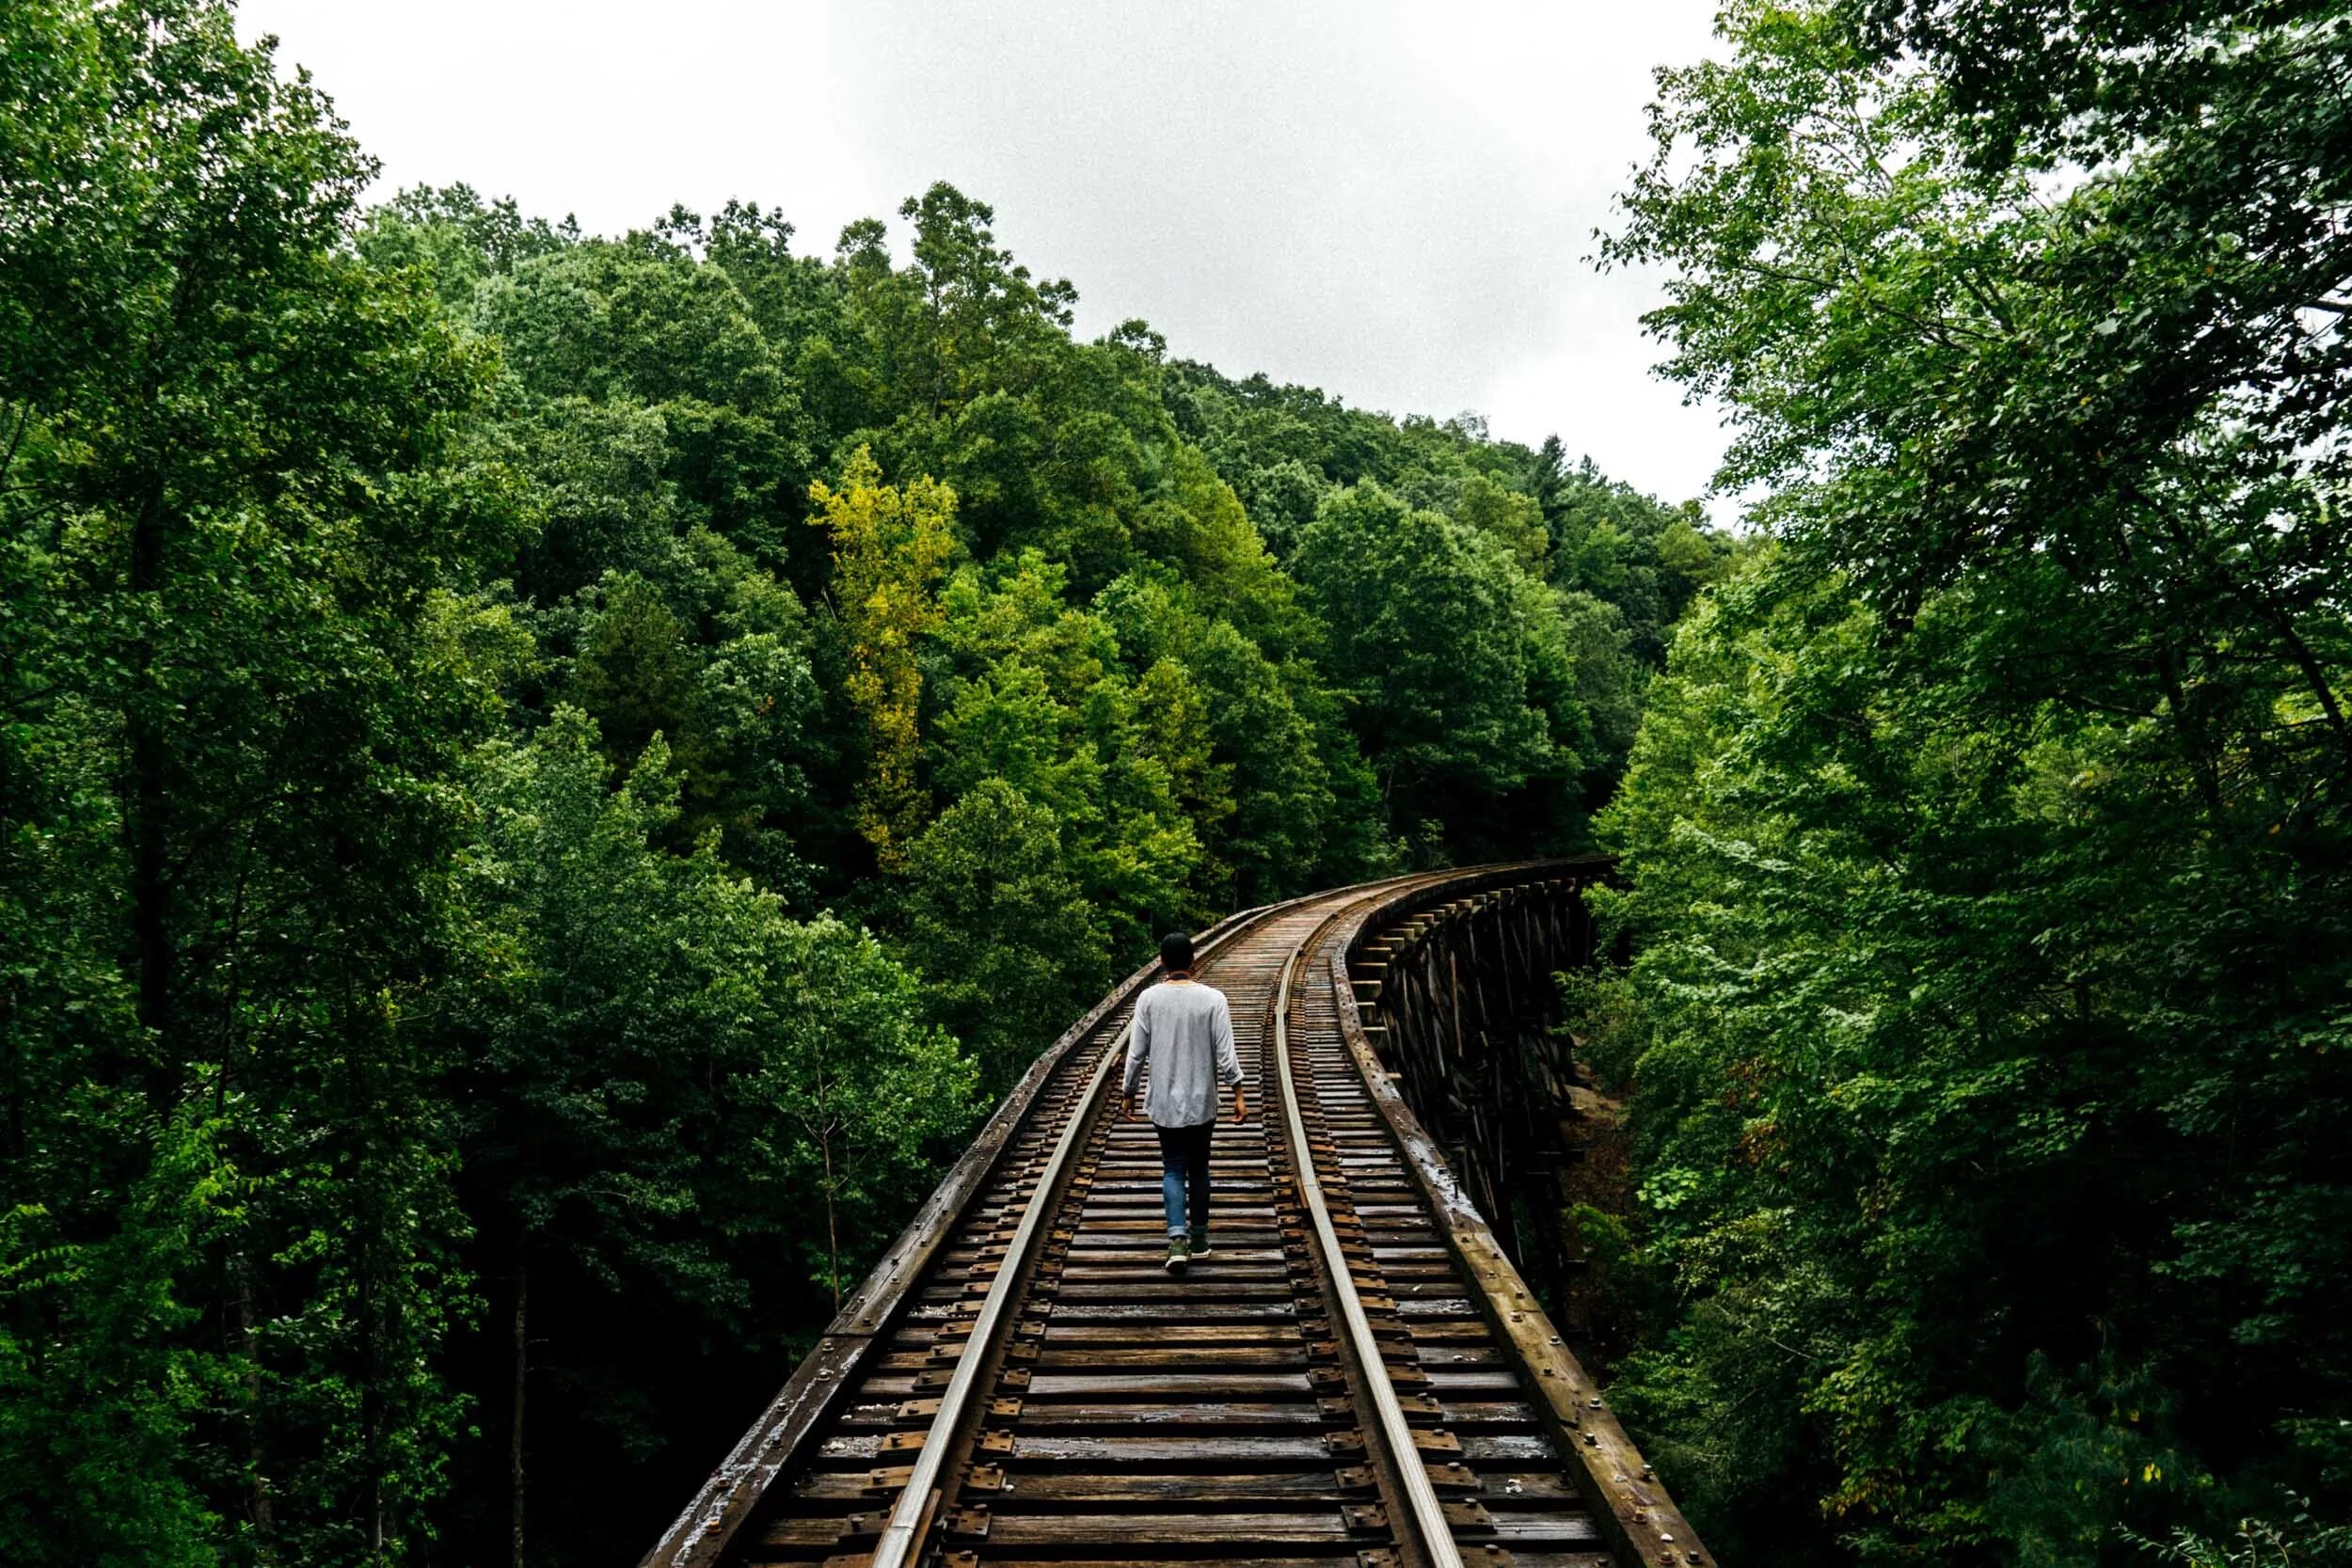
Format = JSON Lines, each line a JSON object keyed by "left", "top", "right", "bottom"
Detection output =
{"left": 1164, "top": 1238, "right": 1190, "bottom": 1274}
{"left": 1187, "top": 1231, "right": 1214, "bottom": 1260}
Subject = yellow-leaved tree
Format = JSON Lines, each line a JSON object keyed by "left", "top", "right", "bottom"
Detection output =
{"left": 809, "top": 447, "right": 957, "bottom": 869}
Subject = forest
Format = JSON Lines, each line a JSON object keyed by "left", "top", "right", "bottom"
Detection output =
{"left": 1585, "top": 2, "right": 2352, "bottom": 1565}
{"left": 0, "top": 4, "right": 1729, "bottom": 1563}
{"left": 5, "top": 1, "right": 2346, "bottom": 1566}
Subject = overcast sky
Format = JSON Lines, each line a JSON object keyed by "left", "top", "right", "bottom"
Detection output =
{"left": 237, "top": 0, "right": 1731, "bottom": 509}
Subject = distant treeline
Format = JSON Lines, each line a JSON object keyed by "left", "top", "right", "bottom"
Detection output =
{"left": 0, "top": 4, "right": 1732, "bottom": 1564}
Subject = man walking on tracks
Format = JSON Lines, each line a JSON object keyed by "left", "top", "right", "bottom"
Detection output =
{"left": 1123, "top": 930, "right": 1248, "bottom": 1274}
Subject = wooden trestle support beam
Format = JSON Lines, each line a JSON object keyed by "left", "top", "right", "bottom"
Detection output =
{"left": 1345, "top": 873, "right": 1606, "bottom": 1299}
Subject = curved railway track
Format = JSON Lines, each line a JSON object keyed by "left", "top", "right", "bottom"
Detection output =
{"left": 644, "top": 866, "right": 1705, "bottom": 1568}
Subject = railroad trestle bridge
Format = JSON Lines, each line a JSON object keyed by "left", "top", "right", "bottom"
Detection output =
{"left": 644, "top": 863, "right": 1706, "bottom": 1568}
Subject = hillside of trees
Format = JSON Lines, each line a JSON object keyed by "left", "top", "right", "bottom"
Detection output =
{"left": 1583, "top": 2, "right": 2352, "bottom": 1565}
{"left": 0, "top": 6, "right": 1733, "bottom": 1564}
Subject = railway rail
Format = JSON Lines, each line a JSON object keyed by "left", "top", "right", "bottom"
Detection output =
{"left": 643, "top": 864, "right": 1706, "bottom": 1568}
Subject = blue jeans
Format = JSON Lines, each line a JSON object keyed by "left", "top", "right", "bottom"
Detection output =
{"left": 1154, "top": 1122, "right": 1213, "bottom": 1240}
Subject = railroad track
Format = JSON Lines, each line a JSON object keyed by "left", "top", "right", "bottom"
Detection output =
{"left": 644, "top": 866, "right": 1705, "bottom": 1568}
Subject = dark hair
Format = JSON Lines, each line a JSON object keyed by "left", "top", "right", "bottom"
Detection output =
{"left": 1159, "top": 930, "right": 1195, "bottom": 974}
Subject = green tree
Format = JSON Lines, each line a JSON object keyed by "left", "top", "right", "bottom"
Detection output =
{"left": 760, "top": 914, "right": 982, "bottom": 1306}
{"left": 476, "top": 230, "right": 813, "bottom": 569}
{"left": 835, "top": 182, "right": 1077, "bottom": 424}
{"left": 564, "top": 552, "right": 819, "bottom": 881}
{"left": 900, "top": 779, "right": 1111, "bottom": 1093}
{"left": 928, "top": 552, "right": 1202, "bottom": 951}
{"left": 1597, "top": 2, "right": 2352, "bottom": 1562}
{"left": 1294, "top": 482, "right": 1584, "bottom": 854}
{"left": 441, "top": 707, "right": 977, "bottom": 1564}
{"left": 357, "top": 183, "right": 575, "bottom": 315}
{"left": 1454, "top": 470, "right": 1550, "bottom": 573}
{"left": 810, "top": 447, "right": 957, "bottom": 870}
{"left": 0, "top": 5, "right": 514, "bottom": 1560}
{"left": 1095, "top": 571, "right": 1393, "bottom": 901}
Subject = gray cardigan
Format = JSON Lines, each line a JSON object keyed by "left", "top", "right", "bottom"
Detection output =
{"left": 1122, "top": 979, "right": 1243, "bottom": 1126}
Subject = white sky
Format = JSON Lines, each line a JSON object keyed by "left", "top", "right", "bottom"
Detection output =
{"left": 237, "top": 0, "right": 1731, "bottom": 510}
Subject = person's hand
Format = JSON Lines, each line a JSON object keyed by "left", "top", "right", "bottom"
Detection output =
{"left": 1232, "top": 1088, "right": 1249, "bottom": 1124}
{"left": 1125, "top": 1094, "right": 1141, "bottom": 1122}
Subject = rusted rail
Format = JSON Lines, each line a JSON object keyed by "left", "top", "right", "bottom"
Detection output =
{"left": 642, "top": 863, "right": 1707, "bottom": 1568}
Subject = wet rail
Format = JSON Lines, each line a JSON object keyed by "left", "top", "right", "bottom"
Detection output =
{"left": 642, "top": 864, "right": 1707, "bottom": 1568}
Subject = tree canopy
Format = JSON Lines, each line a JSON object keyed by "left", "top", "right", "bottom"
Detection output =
{"left": 1590, "top": 3, "right": 2352, "bottom": 1564}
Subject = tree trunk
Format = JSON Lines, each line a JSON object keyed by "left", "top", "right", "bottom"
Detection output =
{"left": 812, "top": 1049, "right": 844, "bottom": 1312}
{"left": 511, "top": 1238, "right": 529, "bottom": 1568}
{"left": 820, "top": 1121, "right": 842, "bottom": 1313}
{"left": 2153, "top": 643, "right": 2226, "bottom": 817}
{"left": 127, "top": 472, "right": 171, "bottom": 1036}
{"left": 235, "top": 1265, "right": 278, "bottom": 1544}
{"left": 359, "top": 1237, "right": 386, "bottom": 1560}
